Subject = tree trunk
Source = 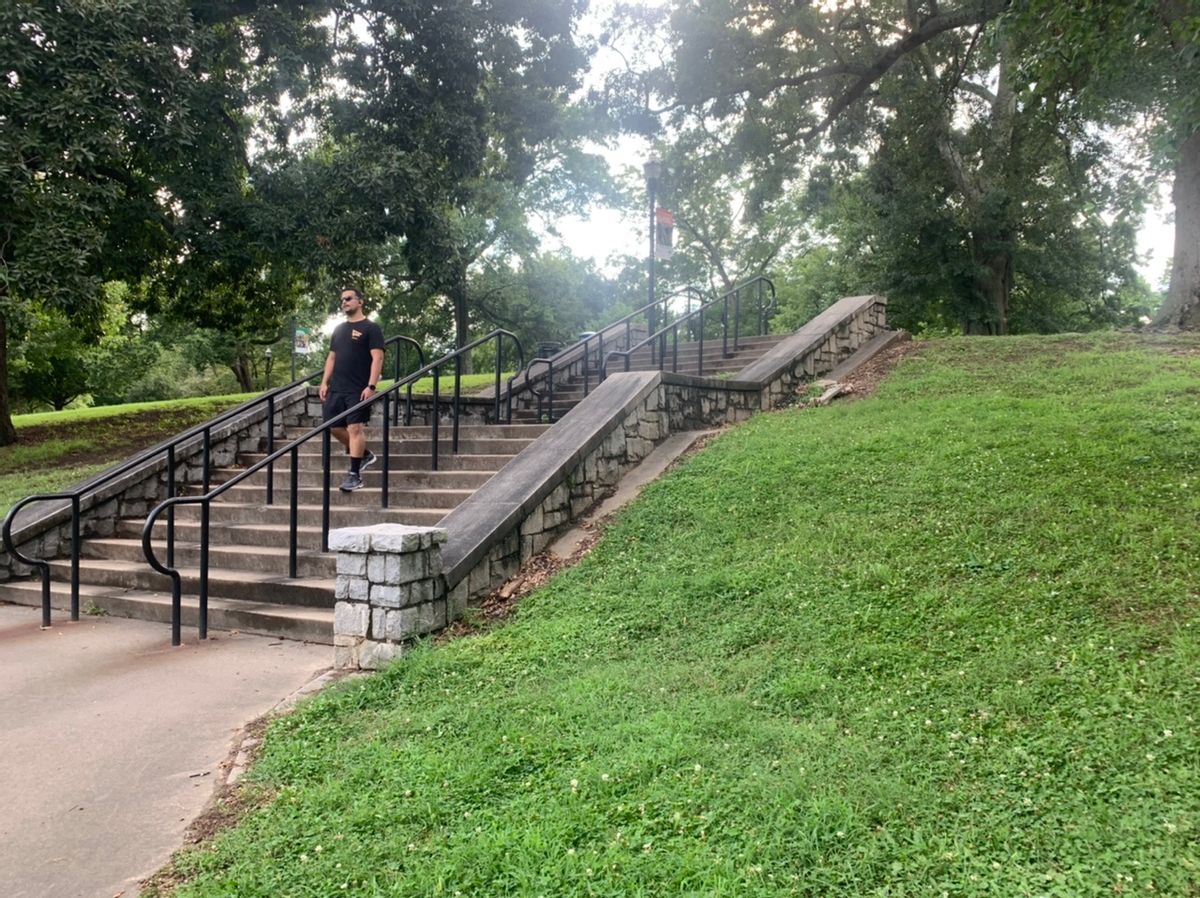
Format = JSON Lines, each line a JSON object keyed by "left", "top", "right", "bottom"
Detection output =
{"left": 231, "top": 355, "right": 255, "bottom": 392}
{"left": 450, "top": 263, "right": 473, "bottom": 374}
{"left": 964, "top": 234, "right": 1013, "bottom": 335}
{"left": 1152, "top": 128, "right": 1200, "bottom": 330}
{"left": 0, "top": 312, "right": 17, "bottom": 446}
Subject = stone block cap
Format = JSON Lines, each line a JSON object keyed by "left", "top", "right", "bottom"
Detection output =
{"left": 329, "top": 524, "right": 449, "bottom": 554}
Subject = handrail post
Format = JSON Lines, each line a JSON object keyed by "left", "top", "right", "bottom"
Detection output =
{"left": 199, "top": 499, "right": 210, "bottom": 640}
{"left": 733, "top": 287, "right": 742, "bottom": 353}
{"left": 431, "top": 367, "right": 440, "bottom": 472}
{"left": 698, "top": 308, "right": 706, "bottom": 376}
{"left": 288, "top": 446, "right": 299, "bottom": 579}
{"left": 266, "top": 395, "right": 276, "bottom": 505}
{"left": 582, "top": 336, "right": 591, "bottom": 398}
{"left": 452, "top": 354, "right": 462, "bottom": 455}
{"left": 671, "top": 324, "right": 678, "bottom": 372}
{"left": 170, "top": 567, "right": 181, "bottom": 647}
{"left": 722, "top": 295, "right": 730, "bottom": 358}
{"left": 266, "top": 396, "right": 274, "bottom": 509}
{"left": 38, "top": 559, "right": 50, "bottom": 629}
{"left": 166, "top": 445, "right": 176, "bottom": 569}
{"left": 202, "top": 427, "right": 211, "bottom": 493}
{"left": 493, "top": 340, "right": 502, "bottom": 424}
{"left": 69, "top": 494, "right": 80, "bottom": 621}
{"left": 321, "top": 429, "right": 331, "bottom": 552}
{"left": 381, "top": 392, "right": 391, "bottom": 509}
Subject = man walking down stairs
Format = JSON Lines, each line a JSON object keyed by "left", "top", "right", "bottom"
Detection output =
{"left": 319, "top": 287, "right": 385, "bottom": 492}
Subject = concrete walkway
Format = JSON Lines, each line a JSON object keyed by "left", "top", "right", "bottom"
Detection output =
{"left": 0, "top": 603, "right": 330, "bottom": 898}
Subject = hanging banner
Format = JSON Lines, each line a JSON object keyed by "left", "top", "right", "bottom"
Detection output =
{"left": 655, "top": 208, "right": 674, "bottom": 260}
{"left": 294, "top": 326, "right": 313, "bottom": 355}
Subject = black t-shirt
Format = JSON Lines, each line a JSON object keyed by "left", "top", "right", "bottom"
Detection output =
{"left": 328, "top": 318, "right": 385, "bottom": 393}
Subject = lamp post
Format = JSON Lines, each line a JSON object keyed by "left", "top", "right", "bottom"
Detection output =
{"left": 265, "top": 347, "right": 273, "bottom": 390}
{"left": 644, "top": 156, "right": 662, "bottom": 335}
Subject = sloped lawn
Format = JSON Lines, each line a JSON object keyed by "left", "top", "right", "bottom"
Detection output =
{"left": 161, "top": 334, "right": 1200, "bottom": 897}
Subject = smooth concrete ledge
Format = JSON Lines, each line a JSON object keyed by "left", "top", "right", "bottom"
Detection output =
{"left": 827, "top": 329, "right": 909, "bottom": 381}
{"left": 438, "top": 293, "right": 888, "bottom": 598}
{"left": 440, "top": 371, "right": 661, "bottom": 583}
{"left": 6, "top": 383, "right": 312, "bottom": 550}
{"left": 737, "top": 294, "right": 884, "bottom": 385}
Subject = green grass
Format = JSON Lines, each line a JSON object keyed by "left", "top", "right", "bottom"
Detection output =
{"left": 10, "top": 372, "right": 509, "bottom": 430}
{"left": 1, "top": 396, "right": 249, "bottom": 517}
{"left": 159, "top": 333, "right": 1200, "bottom": 896}
{"left": 381, "top": 372, "right": 514, "bottom": 395}
{"left": 13, "top": 393, "right": 258, "bottom": 429}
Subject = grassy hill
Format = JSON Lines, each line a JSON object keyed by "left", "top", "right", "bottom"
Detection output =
{"left": 149, "top": 333, "right": 1198, "bottom": 895}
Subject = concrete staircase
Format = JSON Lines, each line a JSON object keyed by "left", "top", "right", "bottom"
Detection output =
{"left": 511, "top": 334, "right": 786, "bottom": 423}
{"left": 0, "top": 422, "right": 549, "bottom": 642}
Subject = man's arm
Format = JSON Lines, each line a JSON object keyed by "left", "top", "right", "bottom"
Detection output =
{"left": 319, "top": 351, "right": 336, "bottom": 401}
{"left": 360, "top": 348, "right": 384, "bottom": 402}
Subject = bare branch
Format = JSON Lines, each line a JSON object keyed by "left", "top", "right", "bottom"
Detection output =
{"left": 802, "top": 0, "right": 1010, "bottom": 141}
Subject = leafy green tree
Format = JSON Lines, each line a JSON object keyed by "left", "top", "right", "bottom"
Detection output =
{"left": 8, "top": 305, "right": 91, "bottom": 411}
{"left": 265, "top": 0, "right": 600, "bottom": 361}
{"left": 1013, "top": 0, "right": 1200, "bottom": 330}
{"left": 646, "top": 0, "right": 1163, "bottom": 334}
{"left": 0, "top": 0, "right": 202, "bottom": 439}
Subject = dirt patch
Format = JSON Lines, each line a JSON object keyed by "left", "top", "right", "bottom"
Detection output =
{"left": 835, "top": 334, "right": 924, "bottom": 400}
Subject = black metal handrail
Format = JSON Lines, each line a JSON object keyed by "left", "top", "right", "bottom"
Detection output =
{"left": 508, "top": 287, "right": 709, "bottom": 422}
{"left": 384, "top": 335, "right": 426, "bottom": 427}
{"left": 1, "top": 332, "right": 426, "bottom": 632}
{"left": 141, "top": 329, "right": 522, "bottom": 645}
{"left": 600, "top": 276, "right": 776, "bottom": 380}
{"left": 1, "top": 367, "right": 323, "bottom": 630}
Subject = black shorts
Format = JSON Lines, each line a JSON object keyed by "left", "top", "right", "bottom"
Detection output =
{"left": 323, "top": 391, "right": 372, "bottom": 426}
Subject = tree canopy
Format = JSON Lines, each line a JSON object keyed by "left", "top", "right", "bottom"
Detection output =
{"left": 3, "top": 0, "right": 1196, "bottom": 439}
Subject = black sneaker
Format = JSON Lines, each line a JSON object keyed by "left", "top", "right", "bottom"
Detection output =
{"left": 360, "top": 450, "right": 377, "bottom": 472}
{"left": 339, "top": 472, "right": 363, "bottom": 492}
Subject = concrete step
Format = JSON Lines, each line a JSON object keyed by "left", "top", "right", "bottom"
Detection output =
{"left": 187, "top": 483, "right": 473, "bottom": 509}
{"left": 83, "top": 537, "right": 335, "bottom": 579}
{"left": 169, "top": 501, "right": 448, "bottom": 528}
{"left": 44, "top": 557, "right": 335, "bottom": 607}
{"left": 209, "top": 467, "right": 496, "bottom": 491}
{"left": 271, "top": 423, "right": 550, "bottom": 443}
{"left": 236, "top": 452, "right": 516, "bottom": 472}
{"left": 0, "top": 579, "right": 332, "bottom": 643}
{"left": 256, "top": 437, "right": 538, "bottom": 456}
{"left": 120, "top": 518, "right": 331, "bottom": 550}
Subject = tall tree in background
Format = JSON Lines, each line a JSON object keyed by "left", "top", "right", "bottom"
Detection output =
{"left": 271, "top": 0, "right": 597, "bottom": 357}
{"left": 0, "top": 0, "right": 197, "bottom": 442}
{"left": 0, "top": 0, "right": 333, "bottom": 443}
{"left": 1015, "top": 0, "right": 1200, "bottom": 330}
{"left": 644, "top": 0, "right": 1183, "bottom": 334}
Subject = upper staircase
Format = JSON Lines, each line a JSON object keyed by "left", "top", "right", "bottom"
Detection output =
{"left": 511, "top": 334, "right": 786, "bottom": 423}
